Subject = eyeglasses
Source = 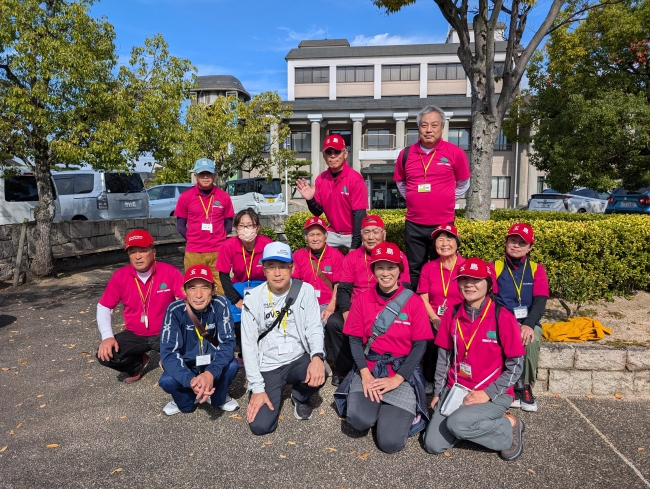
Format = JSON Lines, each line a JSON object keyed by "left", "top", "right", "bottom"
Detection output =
{"left": 362, "top": 229, "right": 383, "bottom": 237}
{"left": 324, "top": 149, "right": 343, "bottom": 156}
{"left": 236, "top": 224, "right": 256, "bottom": 230}
{"left": 196, "top": 172, "right": 214, "bottom": 178}
{"left": 306, "top": 232, "right": 325, "bottom": 238}
{"left": 263, "top": 264, "right": 292, "bottom": 271}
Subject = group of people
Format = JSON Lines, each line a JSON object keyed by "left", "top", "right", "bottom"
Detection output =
{"left": 95, "top": 104, "right": 548, "bottom": 462}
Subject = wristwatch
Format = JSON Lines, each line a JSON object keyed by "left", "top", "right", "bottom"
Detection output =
{"left": 311, "top": 352, "right": 325, "bottom": 361}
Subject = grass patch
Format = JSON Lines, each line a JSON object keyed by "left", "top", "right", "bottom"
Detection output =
{"left": 580, "top": 308, "right": 598, "bottom": 317}
{"left": 603, "top": 339, "right": 650, "bottom": 349}
{"left": 606, "top": 311, "right": 625, "bottom": 319}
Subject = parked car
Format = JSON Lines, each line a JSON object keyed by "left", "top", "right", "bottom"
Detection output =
{"left": 605, "top": 187, "right": 650, "bottom": 215}
{"left": 0, "top": 168, "right": 61, "bottom": 225}
{"left": 225, "top": 177, "right": 285, "bottom": 215}
{"left": 51, "top": 170, "right": 149, "bottom": 221}
{"left": 528, "top": 187, "right": 609, "bottom": 213}
{"left": 147, "top": 183, "right": 194, "bottom": 218}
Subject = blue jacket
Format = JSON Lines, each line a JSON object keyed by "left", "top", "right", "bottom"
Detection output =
{"left": 160, "top": 295, "right": 235, "bottom": 388}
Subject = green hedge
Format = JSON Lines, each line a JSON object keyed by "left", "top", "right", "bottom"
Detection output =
{"left": 285, "top": 210, "right": 650, "bottom": 302}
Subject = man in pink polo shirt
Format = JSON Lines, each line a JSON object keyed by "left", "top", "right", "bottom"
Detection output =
{"left": 175, "top": 157, "right": 235, "bottom": 295}
{"left": 296, "top": 135, "right": 368, "bottom": 250}
{"left": 393, "top": 105, "right": 471, "bottom": 291}
{"left": 96, "top": 230, "right": 184, "bottom": 383}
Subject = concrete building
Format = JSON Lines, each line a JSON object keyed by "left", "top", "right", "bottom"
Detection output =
{"left": 283, "top": 27, "right": 545, "bottom": 210}
{"left": 190, "top": 75, "right": 251, "bottom": 104}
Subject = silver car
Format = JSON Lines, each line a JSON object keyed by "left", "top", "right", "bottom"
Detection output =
{"left": 528, "top": 187, "right": 609, "bottom": 213}
{"left": 147, "top": 183, "right": 194, "bottom": 218}
{"left": 51, "top": 170, "right": 149, "bottom": 221}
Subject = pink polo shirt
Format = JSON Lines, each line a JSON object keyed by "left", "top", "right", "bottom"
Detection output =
{"left": 292, "top": 245, "right": 344, "bottom": 305}
{"left": 216, "top": 235, "right": 273, "bottom": 284}
{"left": 98, "top": 262, "right": 184, "bottom": 337}
{"left": 174, "top": 184, "right": 234, "bottom": 253}
{"left": 417, "top": 255, "right": 466, "bottom": 311}
{"left": 340, "top": 246, "right": 411, "bottom": 298}
{"left": 314, "top": 162, "right": 368, "bottom": 234}
{"left": 393, "top": 141, "right": 470, "bottom": 226}
{"left": 435, "top": 300, "right": 525, "bottom": 398}
{"left": 344, "top": 285, "right": 434, "bottom": 376}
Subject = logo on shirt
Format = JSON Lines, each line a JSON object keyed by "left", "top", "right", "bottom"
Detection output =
{"left": 324, "top": 266, "right": 331, "bottom": 271}
{"left": 441, "top": 157, "right": 449, "bottom": 163}
{"left": 214, "top": 201, "right": 222, "bottom": 207}
{"left": 341, "top": 186, "right": 349, "bottom": 195}
{"left": 398, "top": 313, "right": 408, "bottom": 320}
{"left": 160, "top": 283, "right": 167, "bottom": 289}
{"left": 487, "top": 330, "right": 497, "bottom": 339}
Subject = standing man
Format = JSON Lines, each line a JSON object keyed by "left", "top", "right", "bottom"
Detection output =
{"left": 296, "top": 135, "right": 368, "bottom": 250}
{"left": 241, "top": 242, "right": 327, "bottom": 435}
{"left": 96, "top": 230, "right": 184, "bottom": 383}
{"left": 159, "top": 265, "right": 240, "bottom": 415}
{"left": 175, "top": 157, "right": 235, "bottom": 294}
{"left": 393, "top": 105, "right": 471, "bottom": 291}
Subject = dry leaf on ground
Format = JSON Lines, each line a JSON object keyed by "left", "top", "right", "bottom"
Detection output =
{"left": 279, "top": 455, "right": 287, "bottom": 459}
{"left": 319, "top": 409, "right": 325, "bottom": 415}
{"left": 358, "top": 452, "right": 371, "bottom": 460}
{"left": 527, "top": 469, "right": 536, "bottom": 474}
{"left": 229, "top": 414, "right": 243, "bottom": 420}
{"left": 119, "top": 416, "right": 126, "bottom": 419}
{"left": 16, "top": 423, "right": 22, "bottom": 429}
{"left": 189, "top": 453, "right": 194, "bottom": 456}
{"left": 110, "top": 468, "right": 123, "bottom": 474}
{"left": 88, "top": 360, "right": 95, "bottom": 363}
{"left": 288, "top": 441, "right": 296, "bottom": 445}
{"left": 1, "top": 368, "right": 9, "bottom": 371}
{"left": 9, "top": 431, "right": 14, "bottom": 436}
{"left": 21, "top": 362, "right": 27, "bottom": 365}
{"left": 324, "top": 447, "right": 338, "bottom": 452}
{"left": 615, "top": 393, "right": 622, "bottom": 399}
{"left": 263, "top": 441, "right": 273, "bottom": 445}
{"left": 278, "top": 415, "right": 284, "bottom": 420}
{"left": 443, "top": 452, "right": 451, "bottom": 457}
{"left": 586, "top": 394, "right": 594, "bottom": 399}
{"left": 0, "top": 446, "right": 7, "bottom": 453}
{"left": 39, "top": 404, "right": 46, "bottom": 408}
{"left": 46, "top": 444, "right": 59, "bottom": 449}
{"left": 36, "top": 394, "right": 43, "bottom": 398}
{"left": 347, "top": 451, "right": 355, "bottom": 455}
{"left": 639, "top": 447, "right": 645, "bottom": 451}
{"left": 553, "top": 393, "right": 560, "bottom": 398}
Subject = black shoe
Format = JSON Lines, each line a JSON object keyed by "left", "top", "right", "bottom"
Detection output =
{"left": 331, "top": 375, "right": 344, "bottom": 387}
{"left": 521, "top": 384, "right": 538, "bottom": 412}
{"left": 124, "top": 353, "right": 149, "bottom": 383}
{"left": 291, "top": 395, "right": 313, "bottom": 420}
{"left": 500, "top": 415, "right": 525, "bottom": 461}
{"left": 510, "top": 388, "right": 522, "bottom": 409}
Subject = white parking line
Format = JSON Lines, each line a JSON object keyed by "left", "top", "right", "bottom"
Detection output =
{"left": 565, "top": 397, "right": 650, "bottom": 488}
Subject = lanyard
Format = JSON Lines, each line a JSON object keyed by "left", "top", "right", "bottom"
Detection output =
{"left": 419, "top": 150, "right": 437, "bottom": 181}
{"left": 506, "top": 258, "right": 528, "bottom": 305}
{"left": 134, "top": 263, "right": 155, "bottom": 321}
{"left": 267, "top": 289, "right": 287, "bottom": 336}
{"left": 456, "top": 299, "right": 491, "bottom": 359}
{"left": 308, "top": 245, "right": 327, "bottom": 282}
{"left": 198, "top": 193, "right": 213, "bottom": 221}
{"left": 363, "top": 251, "right": 373, "bottom": 287}
{"left": 194, "top": 317, "right": 205, "bottom": 355}
{"left": 242, "top": 245, "right": 255, "bottom": 284}
{"left": 440, "top": 255, "right": 458, "bottom": 299}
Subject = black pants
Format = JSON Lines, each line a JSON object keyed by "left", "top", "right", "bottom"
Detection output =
{"left": 405, "top": 220, "right": 450, "bottom": 291}
{"left": 422, "top": 340, "right": 438, "bottom": 383}
{"left": 96, "top": 330, "right": 159, "bottom": 376}
{"left": 324, "top": 311, "right": 353, "bottom": 377}
{"left": 248, "top": 354, "right": 326, "bottom": 436}
{"left": 346, "top": 391, "right": 415, "bottom": 454}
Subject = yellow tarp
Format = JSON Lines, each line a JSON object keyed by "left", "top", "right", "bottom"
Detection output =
{"left": 541, "top": 317, "right": 612, "bottom": 342}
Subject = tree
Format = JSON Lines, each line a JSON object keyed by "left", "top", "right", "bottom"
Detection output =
{"left": 156, "top": 91, "right": 295, "bottom": 186}
{"left": 0, "top": 0, "right": 194, "bottom": 276}
{"left": 373, "top": 0, "right": 595, "bottom": 219}
{"left": 525, "top": 0, "right": 650, "bottom": 192}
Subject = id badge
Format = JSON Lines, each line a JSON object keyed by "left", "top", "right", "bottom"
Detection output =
{"left": 201, "top": 223, "right": 213, "bottom": 233}
{"left": 459, "top": 362, "right": 472, "bottom": 378}
{"left": 513, "top": 306, "right": 528, "bottom": 319}
{"left": 278, "top": 342, "right": 294, "bottom": 355}
{"left": 418, "top": 183, "right": 431, "bottom": 193}
{"left": 437, "top": 305, "right": 447, "bottom": 317}
{"left": 196, "top": 354, "right": 211, "bottom": 366}
{"left": 314, "top": 290, "right": 321, "bottom": 298}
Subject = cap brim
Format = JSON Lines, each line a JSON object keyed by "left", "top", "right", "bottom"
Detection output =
{"left": 261, "top": 256, "right": 292, "bottom": 263}
{"left": 183, "top": 276, "right": 213, "bottom": 286}
{"left": 507, "top": 232, "right": 534, "bottom": 243}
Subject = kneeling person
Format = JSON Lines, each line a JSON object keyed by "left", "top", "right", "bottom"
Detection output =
{"left": 242, "top": 242, "right": 327, "bottom": 435}
{"left": 159, "top": 265, "right": 240, "bottom": 415}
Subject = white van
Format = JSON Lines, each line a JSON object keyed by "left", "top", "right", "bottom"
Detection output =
{"left": 225, "top": 177, "right": 285, "bottom": 215}
{"left": 0, "top": 169, "right": 61, "bottom": 225}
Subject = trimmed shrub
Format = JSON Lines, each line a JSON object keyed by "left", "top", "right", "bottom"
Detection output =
{"left": 284, "top": 210, "right": 650, "bottom": 302}
{"left": 259, "top": 225, "right": 277, "bottom": 241}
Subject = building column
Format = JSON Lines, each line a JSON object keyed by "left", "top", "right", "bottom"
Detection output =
{"left": 308, "top": 114, "right": 323, "bottom": 181}
{"left": 393, "top": 112, "right": 408, "bottom": 150}
{"left": 374, "top": 65, "right": 381, "bottom": 99}
{"left": 270, "top": 123, "right": 279, "bottom": 178}
{"left": 350, "top": 113, "right": 365, "bottom": 173}
{"left": 442, "top": 111, "right": 453, "bottom": 142}
{"left": 329, "top": 63, "right": 337, "bottom": 100}
{"left": 420, "top": 62, "right": 428, "bottom": 98}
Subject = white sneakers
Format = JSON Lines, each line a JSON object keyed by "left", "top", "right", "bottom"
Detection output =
{"left": 163, "top": 401, "right": 181, "bottom": 416}
{"left": 162, "top": 396, "right": 239, "bottom": 416}
{"left": 219, "top": 395, "right": 240, "bottom": 412}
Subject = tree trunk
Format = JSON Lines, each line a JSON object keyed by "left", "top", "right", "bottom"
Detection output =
{"left": 31, "top": 140, "right": 56, "bottom": 277}
{"left": 466, "top": 109, "right": 500, "bottom": 220}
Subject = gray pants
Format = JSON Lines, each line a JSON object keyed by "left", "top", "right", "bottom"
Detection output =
{"left": 326, "top": 231, "right": 352, "bottom": 249}
{"left": 423, "top": 388, "right": 513, "bottom": 454}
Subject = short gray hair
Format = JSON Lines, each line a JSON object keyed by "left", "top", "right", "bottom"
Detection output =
{"left": 417, "top": 105, "right": 446, "bottom": 128}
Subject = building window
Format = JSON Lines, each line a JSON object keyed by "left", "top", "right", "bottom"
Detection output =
{"left": 491, "top": 176, "right": 511, "bottom": 199}
{"left": 537, "top": 176, "right": 546, "bottom": 194}
{"left": 336, "top": 66, "right": 374, "bottom": 83}
{"left": 447, "top": 128, "right": 470, "bottom": 150}
{"left": 494, "top": 130, "right": 512, "bottom": 151}
{"left": 406, "top": 129, "right": 419, "bottom": 147}
{"left": 263, "top": 132, "right": 271, "bottom": 152}
{"left": 290, "top": 132, "right": 311, "bottom": 152}
{"left": 428, "top": 63, "right": 465, "bottom": 80}
{"left": 366, "top": 129, "right": 392, "bottom": 150}
{"left": 295, "top": 67, "right": 329, "bottom": 84}
{"left": 493, "top": 62, "right": 505, "bottom": 77}
{"left": 381, "top": 65, "right": 420, "bottom": 82}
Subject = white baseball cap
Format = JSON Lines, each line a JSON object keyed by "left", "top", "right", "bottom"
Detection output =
{"left": 261, "top": 242, "right": 293, "bottom": 263}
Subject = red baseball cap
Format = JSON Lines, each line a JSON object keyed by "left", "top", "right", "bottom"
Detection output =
{"left": 455, "top": 257, "right": 493, "bottom": 281}
{"left": 124, "top": 229, "right": 154, "bottom": 250}
{"left": 370, "top": 242, "right": 403, "bottom": 266}
{"left": 431, "top": 224, "right": 459, "bottom": 241}
{"left": 323, "top": 134, "right": 346, "bottom": 151}
{"left": 183, "top": 265, "right": 214, "bottom": 286}
{"left": 304, "top": 216, "right": 327, "bottom": 232}
{"left": 507, "top": 223, "right": 535, "bottom": 244}
{"left": 361, "top": 215, "right": 385, "bottom": 229}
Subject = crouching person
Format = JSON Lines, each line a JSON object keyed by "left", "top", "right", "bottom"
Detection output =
{"left": 423, "top": 258, "right": 526, "bottom": 461}
{"left": 242, "top": 242, "right": 327, "bottom": 435}
{"left": 159, "top": 265, "right": 240, "bottom": 415}
{"left": 335, "top": 243, "right": 433, "bottom": 454}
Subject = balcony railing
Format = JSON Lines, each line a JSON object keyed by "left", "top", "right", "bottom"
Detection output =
{"left": 362, "top": 134, "right": 396, "bottom": 151}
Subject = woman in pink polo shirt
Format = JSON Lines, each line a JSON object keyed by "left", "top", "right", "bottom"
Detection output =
{"left": 423, "top": 257, "right": 526, "bottom": 461}
{"left": 417, "top": 224, "right": 465, "bottom": 393}
{"left": 334, "top": 242, "right": 433, "bottom": 454}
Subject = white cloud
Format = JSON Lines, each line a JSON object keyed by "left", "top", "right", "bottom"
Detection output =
{"left": 351, "top": 33, "right": 444, "bottom": 46}
{"left": 277, "top": 26, "right": 326, "bottom": 42}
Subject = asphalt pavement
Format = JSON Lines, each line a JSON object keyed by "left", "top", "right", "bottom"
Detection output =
{"left": 0, "top": 255, "right": 649, "bottom": 489}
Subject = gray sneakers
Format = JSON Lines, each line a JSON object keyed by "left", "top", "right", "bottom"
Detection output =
{"left": 291, "top": 395, "right": 313, "bottom": 420}
{"left": 500, "top": 415, "right": 525, "bottom": 461}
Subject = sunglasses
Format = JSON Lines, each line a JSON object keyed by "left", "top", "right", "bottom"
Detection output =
{"left": 324, "top": 149, "right": 343, "bottom": 156}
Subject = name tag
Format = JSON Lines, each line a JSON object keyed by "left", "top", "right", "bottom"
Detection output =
{"left": 459, "top": 362, "right": 472, "bottom": 378}
{"left": 196, "top": 354, "right": 211, "bottom": 366}
{"left": 418, "top": 183, "right": 431, "bottom": 193}
{"left": 278, "top": 342, "right": 294, "bottom": 355}
{"left": 437, "top": 305, "right": 447, "bottom": 316}
{"left": 201, "top": 223, "right": 213, "bottom": 233}
{"left": 513, "top": 306, "right": 528, "bottom": 319}
{"left": 314, "top": 290, "right": 321, "bottom": 298}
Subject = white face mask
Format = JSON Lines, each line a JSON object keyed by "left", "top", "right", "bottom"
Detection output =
{"left": 237, "top": 227, "right": 257, "bottom": 243}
